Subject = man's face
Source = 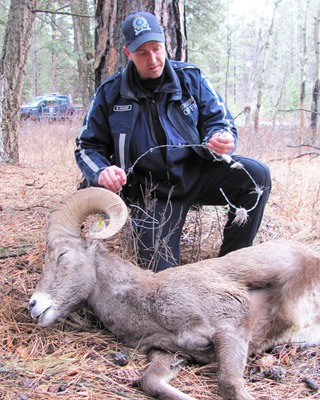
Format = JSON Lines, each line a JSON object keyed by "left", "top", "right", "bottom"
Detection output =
{"left": 124, "top": 41, "right": 166, "bottom": 80}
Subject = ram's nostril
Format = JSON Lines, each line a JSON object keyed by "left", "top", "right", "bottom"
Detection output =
{"left": 28, "top": 299, "right": 36, "bottom": 310}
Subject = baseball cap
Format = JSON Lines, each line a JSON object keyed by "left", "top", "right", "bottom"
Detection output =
{"left": 122, "top": 11, "right": 165, "bottom": 53}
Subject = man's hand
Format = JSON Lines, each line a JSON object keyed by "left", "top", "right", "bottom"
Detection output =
{"left": 207, "top": 131, "right": 235, "bottom": 155}
{"left": 98, "top": 166, "right": 127, "bottom": 193}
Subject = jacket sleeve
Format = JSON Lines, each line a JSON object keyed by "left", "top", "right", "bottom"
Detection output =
{"left": 197, "top": 71, "right": 238, "bottom": 150}
{"left": 75, "top": 85, "right": 114, "bottom": 186}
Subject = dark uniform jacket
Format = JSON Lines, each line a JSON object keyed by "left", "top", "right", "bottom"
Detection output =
{"left": 75, "top": 59, "right": 237, "bottom": 198}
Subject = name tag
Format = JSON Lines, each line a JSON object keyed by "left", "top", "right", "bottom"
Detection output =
{"left": 113, "top": 105, "right": 132, "bottom": 112}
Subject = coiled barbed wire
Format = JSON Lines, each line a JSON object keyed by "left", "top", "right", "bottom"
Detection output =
{"left": 126, "top": 142, "right": 264, "bottom": 226}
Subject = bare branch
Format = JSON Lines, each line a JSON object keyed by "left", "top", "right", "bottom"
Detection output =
{"left": 33, "top": 8, "right": 93, "bottom": 18}
{"left": 288, "top": 144, "right": 320, "bottom": 151}
{"left": 277, "top": 108, "right": 320, "bottom": 115}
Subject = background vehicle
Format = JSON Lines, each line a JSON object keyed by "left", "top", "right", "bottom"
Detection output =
{"left": 20, "top": 94, "right": 75, "bottom": 121}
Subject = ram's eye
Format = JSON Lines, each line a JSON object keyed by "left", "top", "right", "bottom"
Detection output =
{"left": 57, "top": 252, "right": 67, "bottom": 262}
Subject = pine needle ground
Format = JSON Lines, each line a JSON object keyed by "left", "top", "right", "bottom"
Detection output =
{"left": 0, "top": 119, "right": 319, "bottom": 399}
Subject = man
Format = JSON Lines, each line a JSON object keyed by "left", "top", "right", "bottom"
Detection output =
{"left": 75, "top": 11, "right": 271, "bottom": 272}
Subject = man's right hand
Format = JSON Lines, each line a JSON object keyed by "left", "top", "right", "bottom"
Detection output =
{"left": 98, "top": 166, "right": 127, "bottom": 193}
{"left": 207, "top": 131, "right": 235, "bottom": 155}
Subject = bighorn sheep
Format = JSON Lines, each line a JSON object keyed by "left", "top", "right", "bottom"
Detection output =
{"left": 29, "top": 188, "right": 320, "bottom": 400}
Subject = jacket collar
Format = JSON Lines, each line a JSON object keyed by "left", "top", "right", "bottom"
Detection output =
{"left": 120, "top": 59, "right": 182, "bottom": 101}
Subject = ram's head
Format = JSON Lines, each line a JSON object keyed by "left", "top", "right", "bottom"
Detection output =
{"left": 28, "top": 188, "right": 128, "bottom": 326}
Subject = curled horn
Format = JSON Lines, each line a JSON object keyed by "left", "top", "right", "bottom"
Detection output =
{"left": 48, "top": 187, "right": 128, "bottom": 242}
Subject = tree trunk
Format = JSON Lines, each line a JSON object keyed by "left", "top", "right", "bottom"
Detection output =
{"left": 311, "top": 79, "right": 320, "bottom": 141}
{"left": 254, "top": 0, "right": 281, "bottom": 133}
{"left": 0, "top": 0, "right": 35, "bottom": 163}
{"left": 31, "top": 31, "right": 39, "bottom": 97}
{"left": 300, "top": 80, "right": 306, "bottom": 144}
{"left": 70, "top": 0, "right": 95, "bottom": 107}
{"left": 51, "top": 12, "right": 58, "bottom": 93}
{"left": 299, "top": 0, "right": 310, "bottom": 145}
{"left": 224, "top": 5, "right": 232, "bottom": 103}
{"left": 94, "top": 0, "right": 186, "bottom": 87}
{"left": 311, "top": 4, "right": 320, "bottom": 141}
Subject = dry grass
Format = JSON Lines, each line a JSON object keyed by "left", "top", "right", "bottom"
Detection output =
{"left": 0, "top": 118, "right": 319, "bottom": 399}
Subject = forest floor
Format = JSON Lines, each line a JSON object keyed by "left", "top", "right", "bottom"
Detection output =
{"left": 0, "top": 117, "right": 320, "bottom": 399}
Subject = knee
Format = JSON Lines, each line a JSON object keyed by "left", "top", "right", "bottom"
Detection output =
{"left": 256, "top": 160, "right": 271, "bottom": 192}
{"left": 236, "top": 156, "right": 271, "bottom": 191}
{"left": 248, "top": 159, "right": 272, "bottom": 203}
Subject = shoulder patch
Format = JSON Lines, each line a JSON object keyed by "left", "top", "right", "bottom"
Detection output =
{"left": 170, "top": 61, "right": 200, "bottom": 75}
{"left": 171, "top": 61, "right": 197, "bottom": 70}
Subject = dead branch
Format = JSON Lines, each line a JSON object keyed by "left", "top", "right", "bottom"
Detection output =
{"left": 288, "top": 144, "right": 320, "bottom": 151}
{"left": 0, "top": 250, "right": 27, "bottom": 259}
{"left": 268, "top": 152, "right": 320, "bottom": 162}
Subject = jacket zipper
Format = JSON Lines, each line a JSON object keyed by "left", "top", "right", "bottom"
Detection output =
{"left": 149, "top": 95, "right": 171, "bottom": 184}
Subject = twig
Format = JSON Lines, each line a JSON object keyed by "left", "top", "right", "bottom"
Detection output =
{"left": 0, "top": 250, "right": 27, "bottom": 259}
{"left": 268, "top": 152, "right": 320, "bottom": 162}
{"left": 12, "top": 204, "right": 50, "bottom": 211}
{"left": 277, "top": 108, "right": 320, "bottom": 115}
{"left": 287, "top": 144, "right": 320, "bottom": 151}
{"left": 33, "top": 9, "right": 93, "bottom": 18}
{"left": 293, "top": 152, "right": 320, "bottom": 159}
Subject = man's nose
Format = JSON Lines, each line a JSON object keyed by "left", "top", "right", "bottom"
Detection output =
{"left": 148, "top": 51, "right": 157, "bottom": 63}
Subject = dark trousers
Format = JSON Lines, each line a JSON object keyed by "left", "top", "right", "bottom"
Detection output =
{"left": 131, "top": 155, "right": 271, "bottom": 272}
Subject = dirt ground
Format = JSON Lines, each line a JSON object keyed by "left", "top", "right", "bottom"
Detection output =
{"left": 0, "top": 120, "right": 319, "bottom": 399}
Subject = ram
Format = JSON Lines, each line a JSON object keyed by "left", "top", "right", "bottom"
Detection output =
{"left": 29, "top": 188, "right": 320, "bottom": 400}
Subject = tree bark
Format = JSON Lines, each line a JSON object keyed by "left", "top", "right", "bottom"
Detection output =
{"left": 51, "top": 12, "right": 58, "bottom": 93}
{"left": 254, "top": 0, "right": 281, "bottom": 133}
{"left": 311, "top": 4, "right": 320, "bottom": 141}
{"left": 0, "top": 0, "right": 36, "bottom": 163}
{"left": 94, "top": 0, "right": 186, "bottom": 87}
{"left": 311, "top": 79, "right": 320, "bottom": 140}
{"left": 31, "top": 31, "right": 39, "bottom": 97}
{"left": 299, "top": 0, "right": 310, "bottom": 145}
{"left": 70, "top": 0, "right": 95, "bottom": 107}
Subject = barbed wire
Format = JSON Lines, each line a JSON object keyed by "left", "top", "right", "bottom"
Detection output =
{"left": 126, "top": 142, "right": 265, "bottom": 226}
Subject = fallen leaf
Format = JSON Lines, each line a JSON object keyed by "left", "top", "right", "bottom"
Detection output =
{"left": 258, "top": 354, "right": 276, "bottom": 369}
{"left": 16, "top": 345, "right": 29, "bottom": 359}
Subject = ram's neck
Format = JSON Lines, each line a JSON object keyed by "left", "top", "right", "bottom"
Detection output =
{"left": 87, "top": 247, "right": 157, "bottom": 344}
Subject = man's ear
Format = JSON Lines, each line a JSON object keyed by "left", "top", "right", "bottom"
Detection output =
{"left": 123, "top": 46, "right": 131, "bottom": 59}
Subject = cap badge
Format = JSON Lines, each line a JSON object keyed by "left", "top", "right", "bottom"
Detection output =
{"left": 133, "top": 16, "right": 151, "bottom": 36}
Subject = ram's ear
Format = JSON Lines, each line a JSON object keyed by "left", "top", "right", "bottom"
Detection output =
{"left": 47, "top": 188, "right": 128, "bottom": 242}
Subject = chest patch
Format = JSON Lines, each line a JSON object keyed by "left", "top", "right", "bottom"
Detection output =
{"left": 180, "top": 96, "right": 197, "bottom": 115}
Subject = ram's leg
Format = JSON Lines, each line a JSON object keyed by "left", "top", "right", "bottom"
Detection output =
{"left": 214, "top": 330, "right": 255, "bottom": 400}
{"left": 140, "top": 350, "right": 195, "bottom": 400}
